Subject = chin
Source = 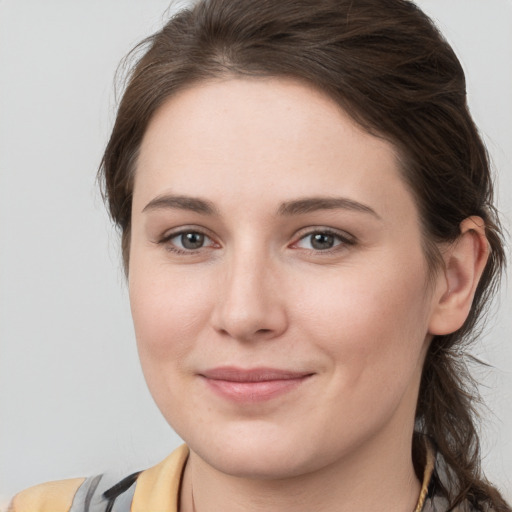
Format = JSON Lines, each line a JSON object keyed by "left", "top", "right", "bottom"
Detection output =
{"left": 183, "top": 421, "right": 334, "bottom": 480}
{"left": 203, "top": 447, "right": 314, "bottom": 480}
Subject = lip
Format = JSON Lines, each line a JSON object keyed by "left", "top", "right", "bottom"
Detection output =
{"left": 199, "top": 366, "right": 314, "bottom": 403}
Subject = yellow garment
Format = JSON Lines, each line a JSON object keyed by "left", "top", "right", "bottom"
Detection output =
{"left": 8, "top": 478, "right": 85, "bottom": 512}
{"left": 10, "top": 444, "right": 431, "bottom": 511}
{"left": 132, "top": 444, "right": 188, "bottom": 512}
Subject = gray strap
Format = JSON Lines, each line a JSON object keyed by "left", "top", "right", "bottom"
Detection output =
{"left": 69, "top": 473, "right": 137, "bottom": 512}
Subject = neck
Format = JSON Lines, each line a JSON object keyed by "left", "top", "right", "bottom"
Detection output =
{"left": 180, "top": 425, "right": 421, "bottom": 512}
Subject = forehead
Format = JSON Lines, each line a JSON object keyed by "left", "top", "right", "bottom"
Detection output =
{"left": 134, "top": 77, "right": 415, "bottom": 220}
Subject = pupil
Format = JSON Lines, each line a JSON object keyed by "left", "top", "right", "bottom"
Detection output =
{"left": 311, "top": 233, "right": 334, "bottom": 250}
{"left": 181, "top": 232, "right": 204, "bottom": 249}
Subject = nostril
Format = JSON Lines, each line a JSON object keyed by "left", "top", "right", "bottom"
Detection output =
{"left": 211, "top": 287, "right": 288, "bottom": 341}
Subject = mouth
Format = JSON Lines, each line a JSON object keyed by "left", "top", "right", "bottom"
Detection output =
{"left": 199, "top": 367, "right": 314, "bottom": 403}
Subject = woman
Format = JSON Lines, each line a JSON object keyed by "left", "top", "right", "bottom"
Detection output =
{"left": 10, "top": 0, "right": 510, "bottom": 510}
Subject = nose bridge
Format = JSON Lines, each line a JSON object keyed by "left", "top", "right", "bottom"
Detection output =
{"left": 213, "top": 241, "right": 287, "bottom": 341}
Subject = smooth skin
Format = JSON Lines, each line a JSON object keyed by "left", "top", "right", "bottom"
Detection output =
{"left": 128, "top": 78, "right": 488, "bottom": 512}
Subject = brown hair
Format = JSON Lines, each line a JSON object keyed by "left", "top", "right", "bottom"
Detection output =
{"left": 99, "top": 0, "right": 509, "bottom": 509}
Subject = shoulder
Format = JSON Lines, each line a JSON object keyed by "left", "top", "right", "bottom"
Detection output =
{"left": 8, "top": 445, "right": 190, "bottom": 512}
{"left": 9, "top": 478, "right": 85, "bottom": 512}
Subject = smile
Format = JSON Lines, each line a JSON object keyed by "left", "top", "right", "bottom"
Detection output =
{"left": 199, "top": 367, "right": 314, "bottom": 403}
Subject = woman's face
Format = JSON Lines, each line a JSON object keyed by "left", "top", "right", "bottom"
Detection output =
{"left": 129, "top": 78, "right": 439, "bottom": 478}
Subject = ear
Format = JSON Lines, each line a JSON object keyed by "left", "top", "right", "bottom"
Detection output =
{"left": 428, "top": 216, "right": 489, "bottom": 336}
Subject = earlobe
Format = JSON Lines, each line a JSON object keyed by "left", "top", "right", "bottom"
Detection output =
{"left": 428, "top": 216, "right": 489, "bottom": 336}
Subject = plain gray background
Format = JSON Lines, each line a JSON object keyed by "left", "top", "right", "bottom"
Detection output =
{"left": 1, "top": 0, "right": 511, "bottom": 506}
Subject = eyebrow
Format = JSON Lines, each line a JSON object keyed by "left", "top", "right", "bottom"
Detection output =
{"left": 142, "top": 194, "right": 380, "bottom": 219}
{"left": 142, "top": 194, "right": 219, "bottom": 215}
{"left": 277, "top": 197, "right": 381, "bottom": 219}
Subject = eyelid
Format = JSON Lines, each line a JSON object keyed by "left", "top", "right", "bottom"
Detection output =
{"left": 289, "top": 226, "right": 356, "bottom": 251}
{"left": 156, "top": 225, "right": 220, "bottom": 254}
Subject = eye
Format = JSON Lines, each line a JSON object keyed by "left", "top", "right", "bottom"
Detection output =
{"left": 175, "top": 231, "right": 207, "bottom": 250}
{"left": 293, "top": 229, "right": 354, "bottom": 251}
{"left": 159, "top": 229, "right": 218, "bottom": 254}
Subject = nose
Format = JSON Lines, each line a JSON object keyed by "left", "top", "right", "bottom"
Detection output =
{"left": 211, "top": 250, "right": 288, "bottom": 342}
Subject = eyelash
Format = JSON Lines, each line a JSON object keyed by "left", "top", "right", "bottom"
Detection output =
{"left": 157, "top": 228, "right": 217, "bottom": 255}
{"left": 291, "top": 228, "right": 355, "bottom": 254}
{"left": 156, "top": 227, "right": 356, "bottom": 255}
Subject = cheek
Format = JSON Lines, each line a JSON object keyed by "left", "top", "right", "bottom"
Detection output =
{"left": 129, "top": 258, "right": 214, "bottom": 370}
{"left": 294, "top": 264, "right": 431, "bottom": 448}
{"left": 297, "top": 253, "right": 432, "bottom": 386}
{"left": 128, "top": 266, "right": 217, "bottom": 429}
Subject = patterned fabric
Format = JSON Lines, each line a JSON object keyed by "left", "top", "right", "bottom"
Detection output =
{"left": 68, "top": 472, "right": 139, "bottom": 512}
